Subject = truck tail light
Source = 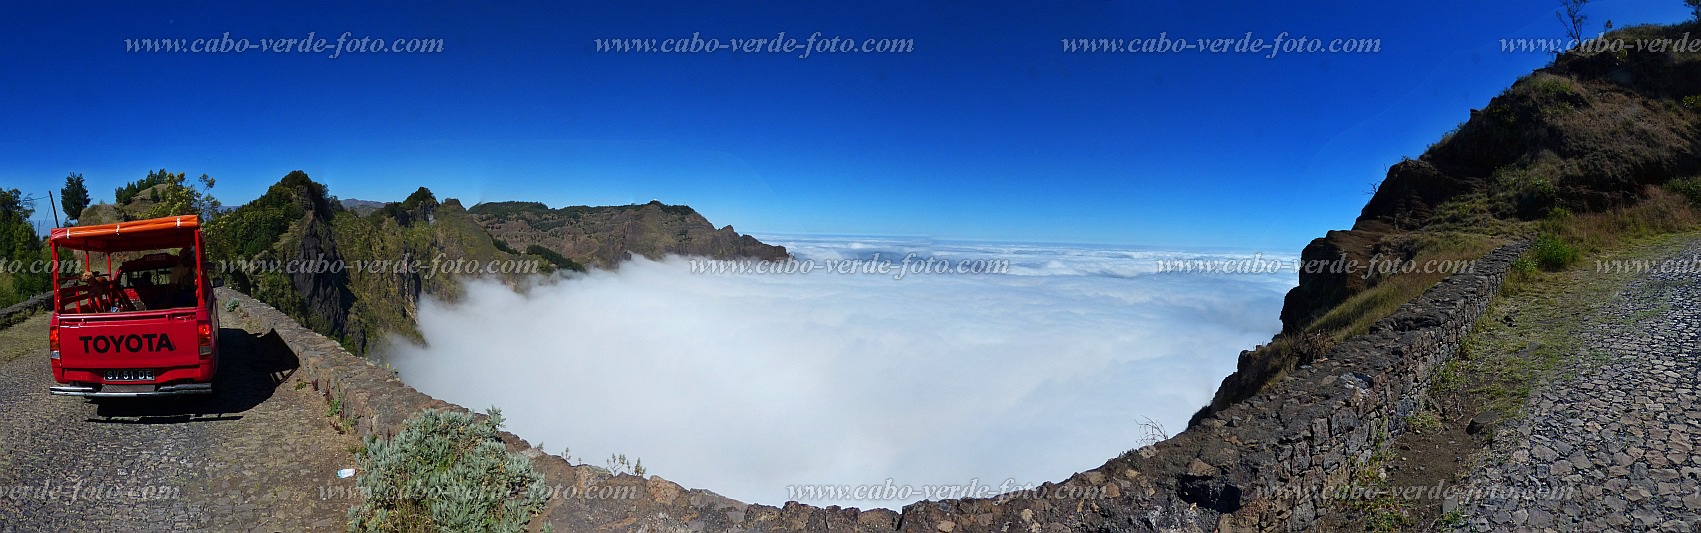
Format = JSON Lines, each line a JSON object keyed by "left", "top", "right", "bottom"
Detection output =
{"left": 49, "top": 327, "right": 60, "bottom": 360}
{"left": 198, "top": 322, "right": 213, "bottom": 358}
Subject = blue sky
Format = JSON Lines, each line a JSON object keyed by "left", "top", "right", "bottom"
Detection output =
{"left": 1, "top": 1, "right": 1692, "bottom": 250}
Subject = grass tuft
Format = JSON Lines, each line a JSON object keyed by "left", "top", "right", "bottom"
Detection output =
{"left": 1528, "top": 235, "right": 1580, "bottom": 271}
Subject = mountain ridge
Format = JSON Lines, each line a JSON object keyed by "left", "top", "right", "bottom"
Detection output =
{"left": 468, "top": 200, "right": 789, "bottom": 270}
{"left": 193, "top": 174, "right": 786, "bottom": 356}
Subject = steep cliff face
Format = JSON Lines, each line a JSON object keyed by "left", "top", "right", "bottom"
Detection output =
{"left": 1278, "top": 222, "right": 1389, "bottom": 334}
{"left": 207, "top": 174, "right": 522, "bottom": 355}
{"left": 1206, "top": 21, "right": 1701, "bottom": 421}
{"left": 209, "top": 172, "right": 361, "bottom": 350}
{"left": 330, "top": 194, "right": 518, "bottom": 353}
{"left": 469, "top": 200, "right": 789, "bottom": 269}
{"left": 285, "top": 196, "right": 357, "bottom": 345}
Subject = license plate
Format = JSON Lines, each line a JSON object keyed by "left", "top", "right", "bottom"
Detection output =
{"left": 104, "top": 369, "right": 154, "bottom": 382}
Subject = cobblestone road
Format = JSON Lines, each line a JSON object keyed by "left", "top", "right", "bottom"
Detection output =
{"left": 0, "top": 303, "right": 360, "bottom": 532}
{"left": 1458, "top": 239, "right": 1701, "bottom": 531}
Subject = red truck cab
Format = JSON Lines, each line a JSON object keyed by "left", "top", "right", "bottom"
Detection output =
{"left": 48, "top": 215, "right": 220, "bottom": 397}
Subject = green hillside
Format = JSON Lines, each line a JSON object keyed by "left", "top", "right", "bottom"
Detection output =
{"left": 1198, "top": 21, "right": 1701, "bottom": 423}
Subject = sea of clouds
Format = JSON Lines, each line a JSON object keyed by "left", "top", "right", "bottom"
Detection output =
{"left": 384, "top": 236, "right": 1296, "bottom": 509}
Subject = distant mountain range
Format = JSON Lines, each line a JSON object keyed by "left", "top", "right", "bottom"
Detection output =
{"left": 336, "top": 198, "right": 386, "bottom": 216}
{"left": 469, "top": 200, "right": 787, "bottom": 270}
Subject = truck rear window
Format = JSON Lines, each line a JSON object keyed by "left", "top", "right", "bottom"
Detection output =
{"left": 58, "top": 248, "right": 202, "bottom": 314}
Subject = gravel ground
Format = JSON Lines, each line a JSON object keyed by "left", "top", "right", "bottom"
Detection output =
{"left": 0, "top": 303, "right": 361, "bottom": 532}
{"left": 1457, "top": 238, "right": 1701, "bottom": 531}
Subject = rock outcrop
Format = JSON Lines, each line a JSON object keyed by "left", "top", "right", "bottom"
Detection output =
{"left": 285, "top": 180, "right": 357, "bottom": 348}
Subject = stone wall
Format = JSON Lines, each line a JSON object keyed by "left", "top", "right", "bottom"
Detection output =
{"left": 895, "top": 241, "right": 1531, "bottom": 532}
{"left": 218, "top": 239, "right": 1527, "bottom": 532}
{"left": 0, "top": 292, "right": 51, "bottom": 330}
{"left": 219, "top": 287, "right": 898, "bottom": 532}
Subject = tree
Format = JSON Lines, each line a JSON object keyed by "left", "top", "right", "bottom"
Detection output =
{"left": 1558, "top": 0, "right": 1590, "bottom": 46}
{"left": 0, "top": 188, "right": 47, "bottom": 306}
{"left": 1688, "top": 0, "right": 1701, "bottom": 22}
{"left": 0, "top": 188, "right": 30, "bottom": 221}
{"left": 114, "top": 170, "right": 170, "bottom": 205}
{"left": 142, "top": 170, "right": 221, "bottom": 220}
{"left": 197, "top": 174, "right": 222, "bottom": 218}
{"left": 60, "top": 173, "right": 90, "bottom": 224}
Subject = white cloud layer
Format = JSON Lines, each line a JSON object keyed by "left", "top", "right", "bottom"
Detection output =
{"left": 384, "top": 236, "right": 1295, "bottom": 509}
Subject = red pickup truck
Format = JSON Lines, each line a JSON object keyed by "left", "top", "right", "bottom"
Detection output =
{"left": 48, "top": 215, "right": 221, "bottom": 397}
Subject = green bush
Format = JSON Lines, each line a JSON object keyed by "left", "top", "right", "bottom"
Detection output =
{"left": 348, "top": 408, "right": 548, "bottom": 532}
{"left": 525, "top": 244, "right": 584, "bottom": 273}
{"left": 1489, "top": 165, "right": 1564, "bottom": 219}
{"left": 1515, "top": 179, "right": 1558, "bottom": 218}
{"left": 1529, "top": 76, "right": 1578, "bottom": 98}
{"left": 1667, "top": 176, "right": 1701, "bottom": 205}
{"left": 1510, "top": 257, "right": 1539, "bottom": 277}
{"left": 1528, "top": 235, "right": 1580, "bottom": 271}
{"left": 1683, "top": 95, "right": 1701, "bottom": 110}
